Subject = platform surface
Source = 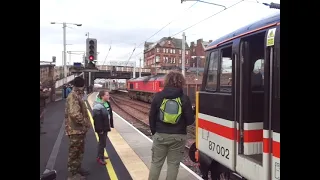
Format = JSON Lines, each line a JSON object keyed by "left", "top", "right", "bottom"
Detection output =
{"left": 40, "top": 99, "right": 132, "bottom": 180}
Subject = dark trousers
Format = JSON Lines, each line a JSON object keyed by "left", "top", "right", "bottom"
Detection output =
{"left": 68, "top": 134, "right": 85, "bottom": 176}
{"left": 97, "top": 132, "right": 107, "bottom": 159}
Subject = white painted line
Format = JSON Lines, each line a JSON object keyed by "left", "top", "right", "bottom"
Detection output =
{"left": 112, "top": 111, "right": 204, "bottom": 180}
{"left": 42, "top": 119, "right": 65, "bottom": 174}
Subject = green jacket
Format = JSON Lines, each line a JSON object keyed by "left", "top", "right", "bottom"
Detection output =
{"left": 96, "top": 96, "right": 109, "bottom": 108}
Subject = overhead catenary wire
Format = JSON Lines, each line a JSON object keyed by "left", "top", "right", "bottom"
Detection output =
{"left": 124, "top": 1, "right": 199, "bottom": 66}
{"left": 172, "top": 0, "right": 244, "bottom": 37}
{"left": 171, "top": 0, "right": 275, "bottom": 38}
{"left": 102, "top": 44, "right": 112, "bottom": 66}
{"left": 136, "top": 1, "right": 199, "bottom": 49}
{"left": 131, "top": 0, "right": 245, "bottom": 59}
{"left": 125, "top": 47, "right": 137, "bottom": 66}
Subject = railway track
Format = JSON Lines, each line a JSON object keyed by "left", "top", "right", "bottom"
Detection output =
{"left": 112, "top": 96, "right": 149, "bottom": 115}
{"left": 110, "top": 97, "right": 151, "bottom": 135}
{"left": 112, "top": 94, "right": 150, "bottom": 109}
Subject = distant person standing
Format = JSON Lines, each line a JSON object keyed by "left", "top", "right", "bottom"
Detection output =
{"left": 63, "top": 84, "right": 67, "bottom": 99}
{"left": 92, "top": 90, "right": 114, "bottom": 165}
{"left": 40, "top": 81, "right": 51, "bottom": 135}
{"left": 66, "top": 85, "right": 72, "bottom": 97}
{"left": 65, "top": 77, "right": 91, "bottom": 180}
{"left": 148, "top": 71, "right": 195, "bottom": 180}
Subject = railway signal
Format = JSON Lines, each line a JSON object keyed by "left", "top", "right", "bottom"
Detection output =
{"left": 86, "top": 38, "right": 97, "bottom": 62}
{"left": 86, "top": 38, "right": 97, "bottom": 68}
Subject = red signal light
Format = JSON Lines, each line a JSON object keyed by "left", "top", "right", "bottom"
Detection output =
{"left": 89, "top": 55, "right": 94, "bottom": 61}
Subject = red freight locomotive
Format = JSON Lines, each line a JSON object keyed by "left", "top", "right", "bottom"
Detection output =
{"left": 127, "top": 75, "right": 165, "bottom": 103}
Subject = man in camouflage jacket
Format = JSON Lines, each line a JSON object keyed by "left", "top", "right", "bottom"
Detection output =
{"left": 65, "top": 77, "right": 91, "bottom": 180}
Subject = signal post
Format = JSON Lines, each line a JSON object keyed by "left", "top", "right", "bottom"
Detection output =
{"left": 68, "top": 38, "right": 99, "bottom": 93}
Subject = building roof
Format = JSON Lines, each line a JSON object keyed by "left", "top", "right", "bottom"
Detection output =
{"left": 144, "top": 37, "right": 190, "bottom": 52}
{"left": 191, "top": 39, "right": 210, "bottom": 49}
{"left": 202, "top": 41, "right": 210, "bottom": 49}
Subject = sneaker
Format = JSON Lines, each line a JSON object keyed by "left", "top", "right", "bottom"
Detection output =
{"left": 67, "top": 173, "right": 86, "bottom": 180}
{"left": 96, "top": 156, "right": 108, "bottom": 159}
{"left": 103, "top": 156, "right": 109, "bottom": 159}
{"left": 96, "top": 157, "right": 106, "bottom": 165}
{"left": 78, "top": 168, "right": 90, "bottom": 176}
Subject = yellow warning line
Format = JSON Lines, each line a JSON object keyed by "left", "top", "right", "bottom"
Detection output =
{"left": 85, "top": 102, "right": 118, "bottom": 180}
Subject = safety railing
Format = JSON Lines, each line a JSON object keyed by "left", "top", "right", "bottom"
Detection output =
{"left": 55, "top": 75, "right": 75, "bottom": 88}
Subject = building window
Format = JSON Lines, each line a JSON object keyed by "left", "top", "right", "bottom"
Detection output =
{"left": 170, "top": 49, "right": 172, "bottom": 54}
{"left": 163, "top": 48, "right": 165, "bottom": 53}
{"left": 186, "top": 59, "right": 189, "bottom": 64}
{"left": 173, "top": 49, "right": 176, "bottom": 54}
{"left": 155, "top": 56, "right": 160, "bottom": 63}
{"left": 166, "top": 49, "right": 168, "bottom": 53}
{"left": 173, "top": 58, "right": 176, "bottom": 63}
{"left": 179, "top": 58, "right": 182, "bottom": 63}
{"left": 186, "top": 51, "right": 189, "bottom": 55}
{"left": 179, "top": 50, "right": 181, "bottom": 54}
{"left": 168, "top": 41, "right": 171, "bottom": 44}
{"left": 205, "top": 51, "right": 218, "bottom": 91}
{"left": 156, "top": 48, "right": 159, "bottom": 53}
{"left": 193, "top": 48, "right": 195, "bottom": 52}
{"left": 163, "top": 56, "right": 166, "bottom": 61}
{"left": 170, "top": 58, "right": 173, "bottom": 63}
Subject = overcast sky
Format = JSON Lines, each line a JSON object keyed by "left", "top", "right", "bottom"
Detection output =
{"left": 40, "top": 0, "right": 280, "bottom": 67}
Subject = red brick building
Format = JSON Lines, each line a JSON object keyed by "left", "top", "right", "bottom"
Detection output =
{"left": 144, "top": 37, "right": 191, "bottom": 70}
{"left": 189, "top": 39, "right": 212, "bottom": 68}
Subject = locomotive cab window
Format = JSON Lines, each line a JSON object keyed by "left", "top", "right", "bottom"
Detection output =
{"left": 159, "top": 81, "right": 164, "bottom": 87}
{"left": 205, "top": 51, "right": 218, "bottom": 91}
{"left": 219, "top": 46, "right": 232, "bottom": 92}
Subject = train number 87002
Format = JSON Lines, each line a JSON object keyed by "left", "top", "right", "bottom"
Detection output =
{"left": 208, "top": 140, "right": 230, "bottom": 159}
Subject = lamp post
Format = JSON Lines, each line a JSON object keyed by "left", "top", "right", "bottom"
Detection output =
{"left": 50, "top": 22, "right": 82, "bottom": 84}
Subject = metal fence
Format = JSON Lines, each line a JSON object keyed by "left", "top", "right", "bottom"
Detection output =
{"left": 183, "top": 83, "right": 201, "bottom": 105}
{"left": 54, "top": 87, "right": 64, "bottom": 101}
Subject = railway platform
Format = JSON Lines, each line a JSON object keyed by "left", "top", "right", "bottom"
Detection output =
{"left": 40, "top": 93, "right": 203, "bottom": 180}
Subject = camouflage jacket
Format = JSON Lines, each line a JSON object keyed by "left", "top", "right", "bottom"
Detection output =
{"left": 65, "top": 87, "right": 91, "bottom": 135}
{"left": 40, "top": 90, "right": 50, "bottom": 109}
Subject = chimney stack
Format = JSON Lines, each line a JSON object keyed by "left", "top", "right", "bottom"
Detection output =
{"left": 197, "top": 39, "right": 203, "bottom": 44}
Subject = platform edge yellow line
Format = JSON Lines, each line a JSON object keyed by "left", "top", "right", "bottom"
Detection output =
{"left": 85, "top": 102, "right": 118, "bottom": 180}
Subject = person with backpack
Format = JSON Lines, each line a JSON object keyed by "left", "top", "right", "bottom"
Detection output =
{"left": 92, "top": 90, "right": 114, "bottom": 165}
{"left": 148, "top": 71, "right": 195, "bottom": 180}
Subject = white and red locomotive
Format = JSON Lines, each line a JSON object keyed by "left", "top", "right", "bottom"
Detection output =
{"left": 189, "top": 12, "right": 280, "bottom": 180}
